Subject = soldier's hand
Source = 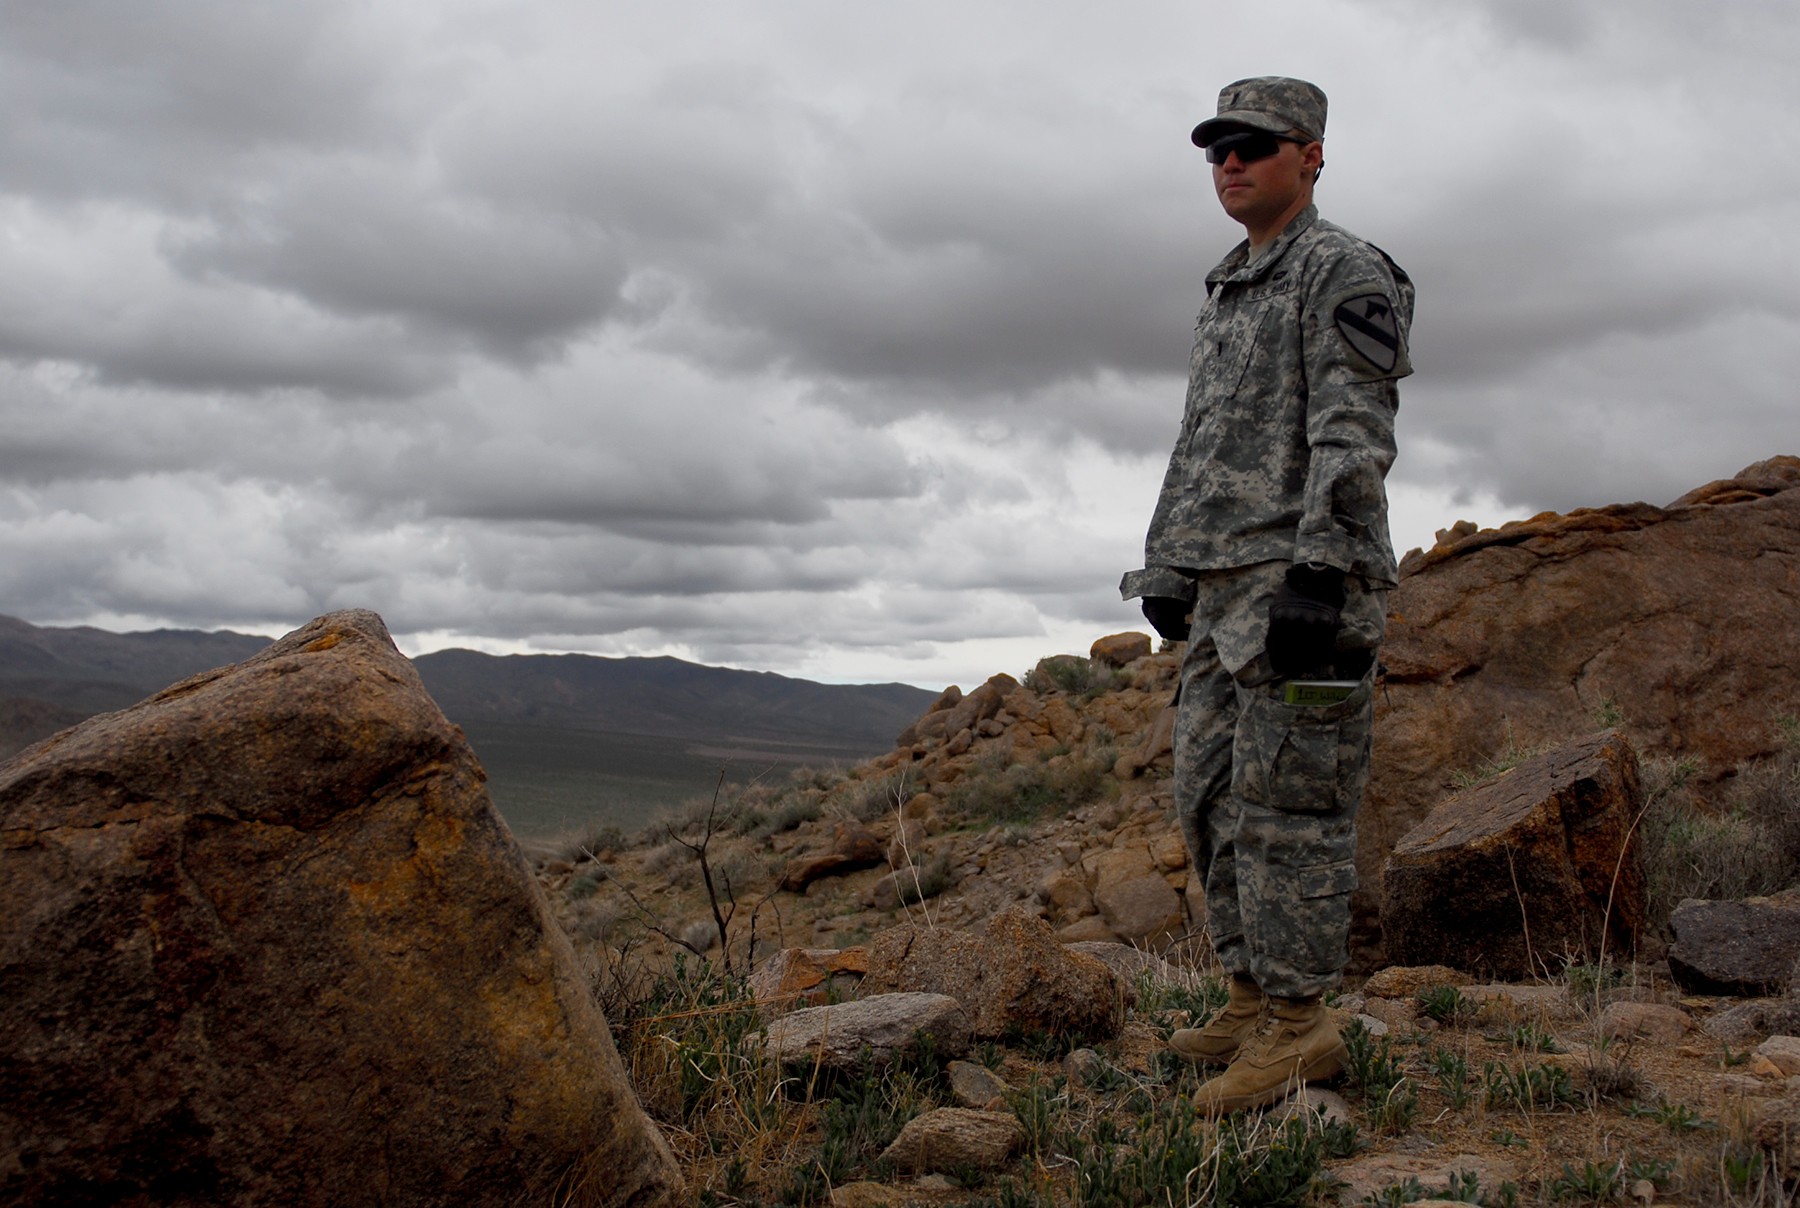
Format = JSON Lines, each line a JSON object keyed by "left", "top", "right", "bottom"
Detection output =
{"left": 1266, "top": 563, "right": 1346, "bottom": 677}
{"left": 1140, "top": 596, "right": 1191, "bottom": 643}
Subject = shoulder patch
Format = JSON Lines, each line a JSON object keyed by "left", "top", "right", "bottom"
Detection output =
{"left": 1333, "top": 293, "right": 1400, "bottom": 374}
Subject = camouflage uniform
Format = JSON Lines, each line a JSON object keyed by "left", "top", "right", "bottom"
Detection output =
{"left": 1121, "top": 203, "right": 1413, "bottom": 997}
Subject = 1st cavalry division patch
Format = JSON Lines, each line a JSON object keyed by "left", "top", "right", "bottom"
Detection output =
{"left": 1333, "top": 293, "right": 1400, "bottom": 374}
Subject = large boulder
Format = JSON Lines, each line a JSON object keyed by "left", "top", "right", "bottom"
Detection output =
{"left": 1380, "top": 731, "right": 1647, "bottom": 979}
{"left": 1363, "top": 457, "right": 1800, "bottom": 964}
{"left": 860, "top": 906, "right": 1124, "bottom": 1043}
{"left": 0, "top": 610, "right": 683, "bottom": 1207}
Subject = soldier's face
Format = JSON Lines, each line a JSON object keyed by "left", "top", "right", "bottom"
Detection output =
{"left": 1211, "top": 136, "right": 1320, "bottom": 230}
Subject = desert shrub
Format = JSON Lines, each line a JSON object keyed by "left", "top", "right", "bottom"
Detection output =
{"left": 749, "top": 792, "right": 823, "bottom": 838}
{"left": 894, "top": 853, "right": 953, "bottom": 905}
{"left": 1024, "top": 655, "right": 1130, "bottom": 701}
{"left": 641, "top": 837, "right": 695, "bottom": 878}
{"left": 1449, "top": 722, "right": 1550, "bottom": 790}
{"left": 947, "top": 748, "right": 1115, "bottom": 825}
{"left": 829, "top": 767, "right": 913, "bottom": 823}
{"left": 614, "top": 953, "right": 776, "bottom": 1131}
{"left": 1639, "top": 737, "right": 1800, "bottom": 929}
{"left": 560, "top": 823, "right": 625, "bottom": 863}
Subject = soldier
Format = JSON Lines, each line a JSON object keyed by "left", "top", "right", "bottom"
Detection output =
{"left": 1120, "top": 76, "right": 1413, "bottom": 1114}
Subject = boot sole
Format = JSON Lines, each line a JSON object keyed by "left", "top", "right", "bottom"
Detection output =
{"left": 1193, "top": 1044, "right": 1347, "bottom": 1114}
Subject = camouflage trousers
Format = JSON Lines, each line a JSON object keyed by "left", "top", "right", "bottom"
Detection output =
{"left": 1173, "top": 560, "right": 1386, "bottom": 998}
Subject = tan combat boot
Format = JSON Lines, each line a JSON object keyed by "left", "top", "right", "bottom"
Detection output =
{"left": 1190, "top": 993, "right": 1346, "bottom": 1115}
{"left": 1168, "top": 973, "right": 1263, "bottom": 1064}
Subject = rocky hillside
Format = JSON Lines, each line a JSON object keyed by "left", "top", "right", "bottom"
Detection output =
{"left": 549, "top": 459, "right": 1800, "bottom": 973}
{"left": 538, "top": 458, "right": 1800, "bottom": 1205}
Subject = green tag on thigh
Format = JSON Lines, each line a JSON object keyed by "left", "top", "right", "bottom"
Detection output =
{"left": 1283, "top": 680, "right": 1359, "bottom": 707}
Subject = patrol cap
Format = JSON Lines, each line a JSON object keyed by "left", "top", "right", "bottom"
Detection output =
{"left": 1191, "top": 76, "right": 1327, "bottom": 148}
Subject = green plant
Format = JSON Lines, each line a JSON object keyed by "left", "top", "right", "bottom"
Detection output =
{"left": 1010, "top": 1075, "right": 1065, "bottom": 1159}
{"left": 945, "top": 746, "right": 1115, "bottom": 825}
{"left": 1007, "top": 1025, "right": 1081, "bottom": 1062}
{"left": 1363, "top": 1177, "right": 1426, "bottom": 1207}
{"left": 1417, "top": 984, "right": 1473, "bottom": 1025}
{"left": 1638, "top": 740, "right": 1800, "bottom": 930}
{"left": 1503, "top": 1021, "right": 1562, "bottom": 1053}
{"left": 1342, "top": 1020, "right": 1410, "bottom": 1103}
{"left": 1428, "top": 1047, "right": 1474, "bottom": 1109}
{"left": 1592, "top": 698, "right": 1625, "bottom": 728}
{"left": 1132, "top": 969, "right": 1229, "bottom": 1023}
{"left": 1483, "top": 1059, "right": 1582, "bottom": 1113}
{"left": 1023, "top": 655, "right": 1130, "bottom": 701}
{"left": 615, "top": 952, "right": 785, "bottom": 1164}
{"left": 1562, "top": 959, "right": 1626, "bottom": 1000}
{"left": 1549, "top": 1160, "right": 1623, "bottom": 1204}
{"left": 562, "top": 823, "right": 626, "bottom": 862}
{"left": 1628, "top": 1157, "right": 1674, "bottom": 1187}
{"left": 1490, "top": 1127, "right": 1527, "bottom": 1147}
{"left": 895, "top": 853, "right": 953, "bottom": 905}
{"left": 1450, "top": 722, "right": 1547, "bottom": 790}
{"left": 1438, "top": 1169, "right": 1484, "bottom": 1204}
{"left": 975, "top": 1040, "right": 1004, "bottom": 1070}
{"left": 1626, "top": 1098, "right": 1714, "bottom": 1132}
{"left": 1721, "top": 1147, "right": 1767, "bottom": 1195}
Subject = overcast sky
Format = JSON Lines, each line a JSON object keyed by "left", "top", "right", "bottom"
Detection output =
{"left": 3, "top": 0, "right": 1796, "bottom": 689}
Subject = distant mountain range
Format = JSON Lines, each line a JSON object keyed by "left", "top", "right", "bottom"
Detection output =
{"left": 0, "top": 615, "right": 938, "bottom": 840}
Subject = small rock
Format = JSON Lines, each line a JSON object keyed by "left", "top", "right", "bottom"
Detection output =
{"left": 946, "top": 1060, "right": 1010, "bottom": 1110}
{"left": 1353, "top": 1014, "right": 1390, "bottom": 1038}
{"left": 759, "top": 993, "right": 971, "bottom": 1071}
{"left": 1704, "top": 999, "right": 1800, "bottom": 1046}
{"left": 1332, "top": 1154, "right": 1516, "bottom": 1207}
{"left": 1713, "top": 1073, "right": 1775, "bottom": 1099}
{"left": 831, "top": 1184, "right": 906, "bottom": 1208}
{"left": 1600, "top": 1001, "right": 1694, "bottom": 1044}
{"left": 1362, "top": 965, "right": 1471, "bottom": 999}
{"left": 1276, "top": 1086, "right": 1355, "bottom": 1127}
{"left": 879, "top": 1108, "right": 1023, "bottom": 1174}
{"left": 1361, "top": 998, "right": 1417, "bottom": 1032}
{"left": 1063, "top": 1048, "right": 1105, "bottom": 1085}
{"left": 1757, "top": 1036, "right": 1800, "bottom": 1076}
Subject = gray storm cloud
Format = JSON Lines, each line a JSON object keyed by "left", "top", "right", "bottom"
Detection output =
{"left": 1, "top": 0, "right": 1796, "bottom": 686}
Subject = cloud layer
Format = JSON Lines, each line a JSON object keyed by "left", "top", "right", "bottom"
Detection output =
{"left": 3, "top": 0, "right": 1797, "bottom": 686}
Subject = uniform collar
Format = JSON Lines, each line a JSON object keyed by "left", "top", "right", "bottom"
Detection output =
{"left": 1205, "top": 204, "right": 1319, "bottom": 288}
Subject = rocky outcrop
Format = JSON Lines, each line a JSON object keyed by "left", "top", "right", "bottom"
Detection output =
{"left": 1364, "top": 457, "right": 1800, "bottom": 962}
{"left": 861, "top": 906, "right": 1124, "bottom": 1042}
{"left": 747, "top": 946, "right": 870, "bottom": 1017}
{"left": 0, "top": 610, "right": 683, "bottom": 1208}
{"left": 1668, "top": 891, "right": 1800, "bottom": 996}
{"left": 1380, "top": 731, "right": 1647, "bottom": 979}
{"left": 779, "top": 820, "right": 886, "bottom": 891}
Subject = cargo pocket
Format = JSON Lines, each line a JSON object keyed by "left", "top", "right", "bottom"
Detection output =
{"left": 1296, "top": 858, "right": 1359, "bottom": 900}
{"left": 1289, "top": 858, "right": 1358, "bottom": 975}
{"left": 1229, "top": 676, "right": 1371, "bottom": 816}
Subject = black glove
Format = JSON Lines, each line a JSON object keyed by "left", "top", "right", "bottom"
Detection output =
{"left": 1140, "top": 596, "right": 1191, "bottom": 643}
{"left": 1266, "top": 563, "right": 1346, "bottom": 677}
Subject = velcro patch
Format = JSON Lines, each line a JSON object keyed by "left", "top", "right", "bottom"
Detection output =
{"left": 1334, "top": 293, "right": 1401, "bottom": 374}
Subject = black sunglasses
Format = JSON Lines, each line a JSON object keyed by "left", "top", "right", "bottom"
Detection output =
{"left": 1204, "top": 131, "right": 1302, "bottom": 165}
